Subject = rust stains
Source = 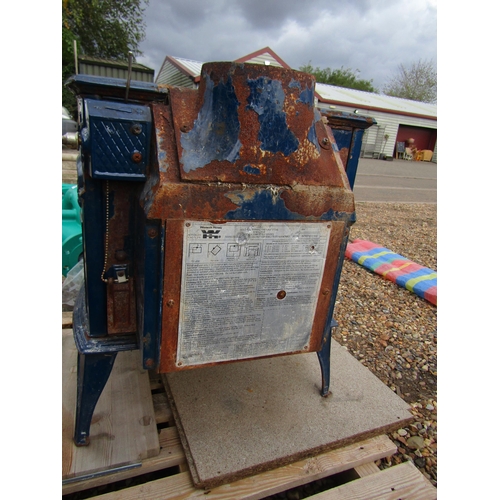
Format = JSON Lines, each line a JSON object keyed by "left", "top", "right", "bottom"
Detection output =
{"left": 167, "top": 62, "right": 348, "bottom": 187}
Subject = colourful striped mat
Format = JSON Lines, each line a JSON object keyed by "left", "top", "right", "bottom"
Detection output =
{"left": 345, "top": 239, "right": 437, "bottom": 305}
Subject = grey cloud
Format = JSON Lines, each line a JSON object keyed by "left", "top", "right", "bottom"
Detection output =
{"left": 137, "top": 0, "right": 436, "bottom": 91}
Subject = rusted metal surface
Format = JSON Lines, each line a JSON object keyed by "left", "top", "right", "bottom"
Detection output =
{"left": 321, "top": 110, "right": 376, "bottom": 189}
{"left": 167, "top": 63, "right": 347, "bottom": 187}
{"left": 96, "top": 181, "right": 141, "bottom": 335}
{"left": 139, "top": 63, "right": 358, "bottom": 374}
{"left": 106, "top": 278, "right": 137, "bottom": 334}
{"left": 144, "top": 65, "right": 355, "bottom": 223}
{"left": 145, "top": 112, "right": 355, "bottom": 223}
{"left": 71, "top": 63, "right": 361, "bottom": 397}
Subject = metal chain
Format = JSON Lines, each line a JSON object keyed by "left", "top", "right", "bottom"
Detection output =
{"left": 100, "top": 180, "right": 110, "bottom": 282}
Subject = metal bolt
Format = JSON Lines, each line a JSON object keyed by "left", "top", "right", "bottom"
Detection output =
{"left": 321, "top": 138, "right": 330, "bottom": 146}
{"left": 147, "top": 228, "right": 158, "bottom": 238}
{"left": 323, "top": 289, "right": 330, "bottom": 296}
{"left": 130, "top": 123, "right": 142, "bottom": 135}
{"left": 167, "top": 299, "right": 175, "bottom": 307}
{"left": 180, "top": 125, "right": 189, "bottom": 133}
{"left": 131, "top": 151, "right": 142, "bottom": 163}
{"left": 115, "top": 250, "right": 127, "bottom": 261}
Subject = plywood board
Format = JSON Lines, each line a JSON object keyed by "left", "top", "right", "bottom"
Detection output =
{"left": 164, "top": 339, "right": 412, "bottom": 488}
{"left": 62, "top": 329, "right": 160, "bottom": 481}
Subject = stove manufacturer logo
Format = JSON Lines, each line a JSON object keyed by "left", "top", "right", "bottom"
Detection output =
{"left": 201, "top": 229, "right": 221, "bottom": 239}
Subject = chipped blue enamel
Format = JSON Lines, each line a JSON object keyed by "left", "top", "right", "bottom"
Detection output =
{"left": 180, "top": 74, "right": 242, "bottom": 171}
{"left": 225, "top": 189, "right": 356, "bottom": 223}
{"left": 308, "top": 108, "right": 322, "bottom": 152}
{"left": 289, "top": 79, "right": 314, "bottom": 107}
{"left": 243, "top": 164, "right": 261, "bottom": 175}
{"left": 297, "top": 84, "right": 315, "bottom": 107}
{"left": 246, "top": 77, "right": 299, "bottom": 156}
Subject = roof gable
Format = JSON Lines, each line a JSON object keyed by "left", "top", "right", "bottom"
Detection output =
{"left": 156, "top": 47, "right": 290, "bottom": 85}
{"left": 234, "top": 46, "right": 291, "bottom": 68}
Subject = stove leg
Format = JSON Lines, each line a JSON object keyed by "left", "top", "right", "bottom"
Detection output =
{"left": 317, "top": 332, "right": 332, "bottom": 397}
{"left": 73, "top": 351, "right": 117, "bottom": 446}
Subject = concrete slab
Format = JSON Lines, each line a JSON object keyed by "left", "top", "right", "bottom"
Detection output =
{"left": 163, "top": 339, "right": 412, "bottom": 488}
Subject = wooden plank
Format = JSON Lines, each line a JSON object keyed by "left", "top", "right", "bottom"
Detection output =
{"left": 152, "top": 392, "right": 173, "bottom": 424}
{"left": 92, "top": 435, "right": 397, "bottom": 500}
{"left": 62, "top": 427, "right": 185, "bottom": 495}
{"left": 62, "top": 329, "right": 160, "bottom": 482}
{"left": 62, "top": 158, "right": 77, "bottom": 184}
{"left": 62, "top": 311, "right": 73, "bottom": 329}
{"left": 148, "top": 372, "right": 164, "bottom": 391}
{"left": 308, "top": 461, "right": 436, "bottom": 500}
{"left": 354, "top": 461, "right": 380, "bottom": 477}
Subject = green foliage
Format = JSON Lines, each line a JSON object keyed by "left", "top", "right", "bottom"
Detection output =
{"left": 383, "top": 60, "right": 436, "bottom": 103}
{"left": 62, "top": 63, "right": 77, "bottom": 117}
{"left": 299, "top": 62, "right": 377, "bottom": 93}
{"left": 62, "top": 0, "right": 148, "bottom": 59}
{"left": 62, "top": 0, "right": 149, "bottom": 114}
{"left": 62, "top": 24, "right": 79, "bottom": 115}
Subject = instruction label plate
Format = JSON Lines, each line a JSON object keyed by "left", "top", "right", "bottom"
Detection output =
{"left": 177, "top": 221, "right": 331, "bottom": 366}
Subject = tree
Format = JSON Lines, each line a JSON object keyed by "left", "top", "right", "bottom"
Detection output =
{"left": 62, "top": 0, "right": 149, "bottom": 113}
{"left": 299, "top": 63, "right": 377, "bottom": 93}
{"left": 383, "top": 59, "right": 437, "bottom": 103}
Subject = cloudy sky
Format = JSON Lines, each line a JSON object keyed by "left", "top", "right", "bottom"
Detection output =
{"left": 136, "top": 0, "right": 437, "bottom": 92}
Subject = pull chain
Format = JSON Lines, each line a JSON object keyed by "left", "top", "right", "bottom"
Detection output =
{"left": 101, "top": 180, "right": 110, "bottom": 282}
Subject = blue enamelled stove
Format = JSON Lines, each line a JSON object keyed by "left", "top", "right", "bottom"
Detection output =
{"left": 67, "top": 62, "right": 369, "bottom": 446}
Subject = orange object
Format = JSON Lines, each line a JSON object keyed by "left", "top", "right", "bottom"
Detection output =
{"left": 421, "top": 150, "right": 433, "bottom": 161}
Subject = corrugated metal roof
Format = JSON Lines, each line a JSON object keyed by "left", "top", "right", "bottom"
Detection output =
{"left": 170, "top": 56, "right": 203, "bottom": 77}
{"left": 78, "top": 55, "right": 154, "bottom": 73}
{"left": 79, "top": 62, "right": 154, "bottom": 82}
{"left": 315, "top": 83, "right": 436, "bottom": 118}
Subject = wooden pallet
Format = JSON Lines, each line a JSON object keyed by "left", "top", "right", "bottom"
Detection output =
{"left": 62, "top": 318, "right": 436, "bottom": 499}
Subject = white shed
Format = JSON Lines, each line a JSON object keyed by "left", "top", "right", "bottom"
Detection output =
{"left": 314, "top": 84, "right": 437, "bottom": 162}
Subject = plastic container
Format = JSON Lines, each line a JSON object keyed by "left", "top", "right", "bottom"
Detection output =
{"left": 62, "top": 184, "right": 82, "bottom": 276}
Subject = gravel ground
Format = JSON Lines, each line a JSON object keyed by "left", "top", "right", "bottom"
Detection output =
{"left": 334, "top": 202, "right": 437, "bottom": 487}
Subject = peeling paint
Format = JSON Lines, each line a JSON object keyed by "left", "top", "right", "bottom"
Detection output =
{"left": 180, "top": 74, "right": 242, "bottom": 172}
{"left": 246, "top": 77, "right": 299, "bottom": 156}
{"left": 243, "top": 164, "right": 261, "bottom": 175}
{"left": 297, "top": 84, "right": 315, "bottom": 107}
{"left": 308, "top": 109, "right": 323, "bottom": 152}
